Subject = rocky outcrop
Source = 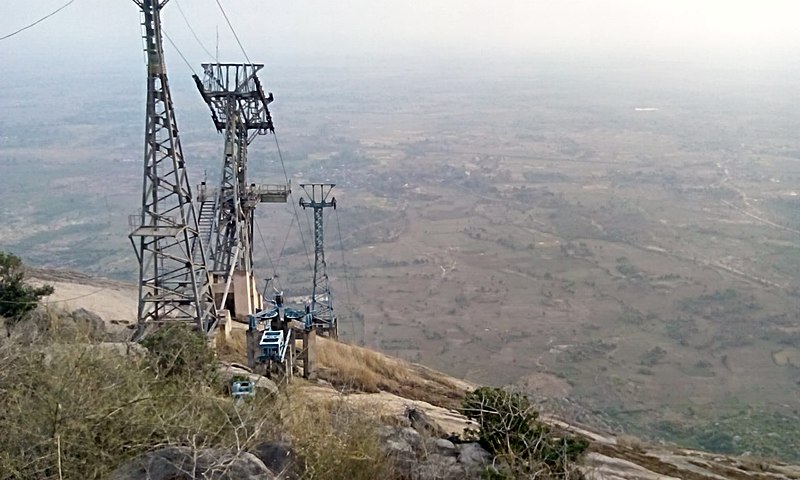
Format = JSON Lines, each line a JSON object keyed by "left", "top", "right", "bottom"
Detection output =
{"left": 250, "top": 441, "right": 301, "bottom": 479}
{"left": 107, "top": 446, "right": 275, "bottom": 480}
{"left": 38, "top": 270, "right": 800, "bottom": 480}
{"left": 379, "top": 425, "right": 492, "bottom": 480}
{"left": 586, "top": 444, "right": 800, "bottom": 480}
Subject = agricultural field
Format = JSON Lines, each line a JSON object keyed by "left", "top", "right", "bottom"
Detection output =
{"left": 2, "top": 57, "right": 800, "bottom": 459}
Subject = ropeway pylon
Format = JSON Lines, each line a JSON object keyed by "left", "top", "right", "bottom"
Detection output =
{"left": 129, "top": 0, "right": 216, "bottom": 336}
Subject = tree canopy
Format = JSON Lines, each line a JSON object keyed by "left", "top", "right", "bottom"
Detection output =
{"left": 0, "top": 251, "right": 54, "bottom": 323}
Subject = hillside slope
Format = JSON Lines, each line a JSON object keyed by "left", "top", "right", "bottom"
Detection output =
{"left": 29, "top": 269, "right": 800, "bottom": 480}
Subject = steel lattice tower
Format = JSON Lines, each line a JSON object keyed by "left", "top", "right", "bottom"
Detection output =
{"left": 129, "top": 0, "right": 216, "bottom": 335}
{"left": 194, "top": 63, "right": 287, "bottom": 320}
{"left": 299, "top": 184, "right": 338, "bottom": 338}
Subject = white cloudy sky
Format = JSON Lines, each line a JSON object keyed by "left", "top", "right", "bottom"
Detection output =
{"left": 1, "top": 0, "right": 799, "bottom": 69}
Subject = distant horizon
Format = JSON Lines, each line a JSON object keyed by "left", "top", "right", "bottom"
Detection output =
{"left": 2, "top": 0, "right": 799, "bottom": 79}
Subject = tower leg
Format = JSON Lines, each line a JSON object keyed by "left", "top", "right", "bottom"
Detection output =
{"left": 246, "top": 328, "right": 256, "bottom": 369}
{"left": 302, "top": 330, "right": 317, "bottom": 380}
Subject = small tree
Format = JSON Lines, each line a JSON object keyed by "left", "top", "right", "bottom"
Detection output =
{"left": 461, "top": 387, "right": 588, "bottom": 479}
{"left": 0, "top": 251, "right": 53, "bottom": 334}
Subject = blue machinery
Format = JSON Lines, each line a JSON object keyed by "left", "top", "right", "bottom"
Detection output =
{"left": 231, "top": 380, "right": 255, "bottom": 400}
{"left": 246, "top": 185, "right": 341, "bottom": 379}
{"left": 247, "top": 290, "right": 317, "bottom": 379}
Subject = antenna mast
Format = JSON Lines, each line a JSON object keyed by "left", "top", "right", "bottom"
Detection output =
{"left": 129, "top": 0, "right": 216, "bottom": 334}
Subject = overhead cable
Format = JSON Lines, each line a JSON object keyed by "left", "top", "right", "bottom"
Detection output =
{"left": 273, "top": 134, "right": 314, "bottom": 276}
{"left": 174, "top": 0, "right": 216, "bottom": 60}
{"left": 0, "top": 0, "right": 76, "bottom": 41}
{"left": 335, "top": 207, "right": 357, "bottom": 340}
{"left": 162, "top": 28, "right": 199, "bottom": 76}
{"left": 214, "top": 0, "right": 253, "bottom": 66}
{"left": 255, "top": 217, "right": 280, "bottom": 289}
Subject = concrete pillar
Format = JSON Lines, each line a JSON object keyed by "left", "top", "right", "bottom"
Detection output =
{"left": 246, "top": 327, "right": 256, "bottom": 369}
{"left": 220, "top": 309, "right": 232, "bottom": 340}
{"left": 302, "top": 329, "right": 317, "bottom": 380}
{"left": 232, "top": 271, "right": 253, "bottom": 322}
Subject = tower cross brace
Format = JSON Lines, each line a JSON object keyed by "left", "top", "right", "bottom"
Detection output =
{"left": 194, "top": 63, "right": 288, "bottom": 321}
{"left": 129, "top": 0, "right": 216, "bottom": 335}
{"left": 299, "top": 183, "right": 337, "bottom": 338}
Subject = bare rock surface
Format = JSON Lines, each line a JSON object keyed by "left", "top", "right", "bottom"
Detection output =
{"left": 106, "top": 446, "right": 275, "bottom": 480}
{"left": 31, "top": 269, "right": 137, "bottom": 329}
{"left": 250, "top": 441, "right": 300, "bottom": 480}
{"left": 218, "top": 362, "right": 279, "bottom": 396}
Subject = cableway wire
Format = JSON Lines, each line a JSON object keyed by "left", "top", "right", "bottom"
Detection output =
{"left": 173, "top": 0, "right": 216, "bottom": 60}
{"left": 0, "top": 287, "right": 107, "bottom": 305}
{"left": 214, "top": 0, "right": 253, "bottom": 66}
{"left": 272, "top": 134, "right": 314, "bottom": 277}
{"left": 255, "top": 217, "right": 281, "bottom": 289}
{"left": 334, "top": 207, "right": 357, "bottom": 340}
{"left": 274, "top": 215, "right": 296, "bottom": 272}
{"left": 0, "top": 0, "right": 76, "bottom": 41}
{"left": 162, "top": 28, "right": 199, "bottom": 76}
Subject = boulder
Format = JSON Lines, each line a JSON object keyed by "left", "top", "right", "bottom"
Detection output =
{"left": 380, "top": 425, "right": 487, "bottom": 480}
{"left": 406, "top": 405, "right": 446, "bottom": 437}
{"left": 458, "top": 442, "right": 492, "bottom": 471}
{"left": 398, "top": 426, "right": 424, "bottom": 451}
{"left": 69, "top": 308, "right": 108, "bottom": 338}
{"left": 107, "top": 446, "right": 275, "bottom": 480}
{"left": 250, "top": 441, "right": 300, "bottom": 479}
{"left": 380, "top": 426, "right": 421, "bottom": 478}
{"left": 414, "top": 453, "right": 465, "bottom": 480}
{"left": 218, "top": 363, "right": 278, "bottom": 396}
{"left": 433, "top": 438, "right": 458, "bottom": 455}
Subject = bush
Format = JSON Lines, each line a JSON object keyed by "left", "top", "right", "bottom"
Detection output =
{"left": 140, "top": 323, "right": 216, "bottom": 380}
{"left": 0, "top": 330, "right": 279, "bottom": 478}
{"left": 0, "top": 251, "right": 53, "bottom": 333}
{"left": 461, "top": 387, "right": 588, "bottom": 479}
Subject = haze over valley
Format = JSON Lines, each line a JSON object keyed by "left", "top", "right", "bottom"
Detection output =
{"left": 2, "top": 0, "right": 800, "bottom": 462}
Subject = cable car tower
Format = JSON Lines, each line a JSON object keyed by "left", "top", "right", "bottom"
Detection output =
{"left": 299, "top": 183, "right": 338, "bottom": 339}
{"left": 193, "top": 63, "right": 289, "bottom": 322}
{"left": 129, "top": 0, "right": 216, "bottom": 335}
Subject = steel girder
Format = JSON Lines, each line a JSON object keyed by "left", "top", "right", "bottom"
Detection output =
{"left": 193, "top": 64, "right": 275, "bottom": 283}
{"left": 299, "top": 183, "right": 338, "bottom": 338}
{"left": 130, "top": 0, "right": 216, "bottom": 335}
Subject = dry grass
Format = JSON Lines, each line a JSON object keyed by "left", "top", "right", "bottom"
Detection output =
{"left": 215, "top": 327, "right": 249, "bottom": 364}
{"left": 316, "top": 336, "right": 468, "bottom": 409}
{"left": 214, "top": 329, "right": 469, "bottom": 409}
{"left": 278, "top": 383, "right": 400, "bottom": 480}
{"left": 0, "top": 327, "right": 279, "bottom": 478}
{"left": 0, "top": 322, "right": 401, "bottom": 480}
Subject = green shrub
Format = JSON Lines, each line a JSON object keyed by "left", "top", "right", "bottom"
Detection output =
{"left": 0, "top": 251, "right": 53, "bottom": 333}
{"left": 140, "top": 323, "right": 216, "bottom": 380}
{"left": 461, "top": 387, "right": 588, "bottom": 479}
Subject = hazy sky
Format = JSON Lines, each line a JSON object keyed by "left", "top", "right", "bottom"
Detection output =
{"left": 1, "top": 1, "right": 799, "bottom": 71}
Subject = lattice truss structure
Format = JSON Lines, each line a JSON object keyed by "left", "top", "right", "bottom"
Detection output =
{"left": 129, "top": 0, "right": 216, "bottom": 334}
{"left": 299, "top": 183, "right": 338, "bottom": 338}
{"left": 193, "top": 63, "right": 278, "bottom": 288}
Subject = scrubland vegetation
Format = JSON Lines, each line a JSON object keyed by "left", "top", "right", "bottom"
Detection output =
{"left": 0, "top": 317, "right": 393, "bottom": 479}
